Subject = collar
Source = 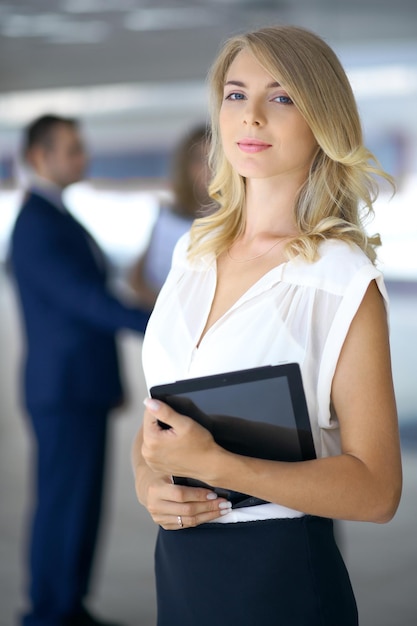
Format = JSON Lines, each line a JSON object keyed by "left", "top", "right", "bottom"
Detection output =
{"left": 28, "top": 175, "right": 67, "bottom": 212}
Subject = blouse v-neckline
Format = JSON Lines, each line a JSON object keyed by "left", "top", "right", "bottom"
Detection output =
{"left": 194, "top": 256, "right": 291, "bottom": 350}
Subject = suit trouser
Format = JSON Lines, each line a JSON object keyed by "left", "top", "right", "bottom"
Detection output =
{"left": 22, "top": 407, "right": 109, "bottom": 626}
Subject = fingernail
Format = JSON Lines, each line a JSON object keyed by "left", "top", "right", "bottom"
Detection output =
{"left": 220, "top": 508, "right": 231, "bottom": 516}
{"left": 219, "top": 501, "right": 232, "bottom": 510}
{"left": 206, "top": 492, "right": 218, "bottom": 500}
{"left": 144, "top": 397, "right": 161, "bottom": 412}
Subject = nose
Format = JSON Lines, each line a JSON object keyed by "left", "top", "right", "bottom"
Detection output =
{"left": 242, "top": 100, "right": 265, "bottom": 127}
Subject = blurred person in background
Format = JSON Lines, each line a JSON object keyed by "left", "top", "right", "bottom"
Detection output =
{"left": 9, "top": 114, "right": 149, "bottom": 626}
{"left": 128, "top": 124, "right": 212, "bottom": 310}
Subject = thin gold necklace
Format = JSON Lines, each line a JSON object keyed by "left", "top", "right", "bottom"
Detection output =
{"left": 227, "top": 236, "right": 289, "bottom": 263}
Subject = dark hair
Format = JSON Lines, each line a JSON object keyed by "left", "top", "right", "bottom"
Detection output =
{"left": 171, "top": 124, "right": 210, "bottom": 215}
{"left": 23, "top": 114, "right": 78, "bottom": 158}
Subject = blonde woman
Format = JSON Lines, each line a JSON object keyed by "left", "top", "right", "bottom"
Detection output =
{"left": 132, "top": 25, "right": 402, "bottom": 625}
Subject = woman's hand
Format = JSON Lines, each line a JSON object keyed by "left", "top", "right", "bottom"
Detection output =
{"left": 142, "top": 398, "right": 222, "bottom": 481}
{"left": 134, "top": 399, "right": 232, "bottom": 529}
{"left": 140, "top": 473, "right": 232, "bottom": 530}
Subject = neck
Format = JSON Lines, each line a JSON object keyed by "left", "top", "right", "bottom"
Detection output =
{"left": 28, "top": 172, "right": 64, "bottom": 192}
{"left": 242, "top": 177, "right": 301, "bottom": 240}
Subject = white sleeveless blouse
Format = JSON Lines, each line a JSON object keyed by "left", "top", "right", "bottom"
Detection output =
{"left": 142, "top": 233, "right": 388, "bottom": 522}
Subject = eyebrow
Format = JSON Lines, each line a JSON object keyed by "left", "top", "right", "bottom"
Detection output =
{"left": 224, "top": 80, "right": 281, "bottom": 89}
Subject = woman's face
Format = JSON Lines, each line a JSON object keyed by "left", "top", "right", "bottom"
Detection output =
{"left": 219, "top": 50, "right": 317, "bottom": 184}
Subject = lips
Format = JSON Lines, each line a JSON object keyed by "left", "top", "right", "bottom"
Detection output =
{"left": 237, "top": 138, "right": 272, "bottom": 153}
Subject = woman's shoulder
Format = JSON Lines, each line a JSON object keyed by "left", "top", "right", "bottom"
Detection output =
{"left": 317, "top": 238, "right": 373, "bottom": 269}
{"left": 171, "top": 231, "right": 192, "bottom": 267}
{"left": 287, "top": 238, "right": 381, "bottom": 294}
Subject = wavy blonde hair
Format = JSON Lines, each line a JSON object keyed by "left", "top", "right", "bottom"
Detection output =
{"left": 188, "top": 25, "right": 394, "bottom": 264}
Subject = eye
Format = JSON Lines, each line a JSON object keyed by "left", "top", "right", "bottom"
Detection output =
{"left": 225, "top": 92, "right": 246, "bottom": 101}
{"left": 273, "top": 95, "right": 293, "bottom": 105}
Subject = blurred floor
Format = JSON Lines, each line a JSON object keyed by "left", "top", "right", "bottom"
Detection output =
{"left": 0, "top": 266, "right": 416, "bottom": 626}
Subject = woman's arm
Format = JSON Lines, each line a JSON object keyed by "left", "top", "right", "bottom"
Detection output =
{"left": 141, "top": 281, "right": 402, "bottom": 523}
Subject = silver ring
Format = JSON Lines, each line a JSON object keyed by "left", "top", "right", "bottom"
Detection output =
{"left": 177, "top": 515, "right": 183, "bottom": 528}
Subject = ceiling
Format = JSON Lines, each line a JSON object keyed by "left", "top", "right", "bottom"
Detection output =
{"left": 1, "top": 0, "right": 417, "bottom": 153}
{"left": 1, "top": 0, "right": 417, "bottom": 92}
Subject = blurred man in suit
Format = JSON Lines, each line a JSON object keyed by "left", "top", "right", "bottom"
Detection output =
{"left": 10, "top": 114, "right": 149, "bottom": 626}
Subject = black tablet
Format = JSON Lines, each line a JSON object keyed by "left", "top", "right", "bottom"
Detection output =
{"left": 150, "top": 363, "right": 316, "bottom": 509}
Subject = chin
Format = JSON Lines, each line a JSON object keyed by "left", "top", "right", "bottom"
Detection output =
{"left": 234, "top": 162, "right": 272, "bottom": 179}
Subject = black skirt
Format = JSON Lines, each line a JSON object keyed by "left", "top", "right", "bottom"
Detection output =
{"left": 155, "top": 516, "right": 358, "bottom": 626}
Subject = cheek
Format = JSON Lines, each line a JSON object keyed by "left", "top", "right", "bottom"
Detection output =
{"left": 73, "top": 154, "right": 87, "bottom": 173}
{"left": 45, "top": 153, "right": 61, "bottom": 171}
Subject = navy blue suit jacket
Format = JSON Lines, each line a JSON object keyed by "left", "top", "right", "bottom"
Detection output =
{"left": 10, "top": 191, "right": 149, "bottom": 413}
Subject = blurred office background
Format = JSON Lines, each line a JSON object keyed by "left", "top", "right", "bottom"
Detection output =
{"left": 0, "top": 1, "right": 416, "bottom": 625}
